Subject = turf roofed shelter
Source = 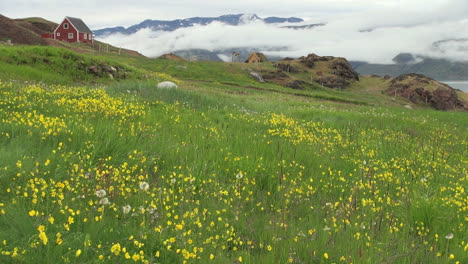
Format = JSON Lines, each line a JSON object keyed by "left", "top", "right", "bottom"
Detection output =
{"left": 52, "top": 17, "right": 93, "bottom": 44}
{"left": 245, "top": 52, "right": 269, "bottom": 63}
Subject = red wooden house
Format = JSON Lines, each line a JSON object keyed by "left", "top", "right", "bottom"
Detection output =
{"left": 41, "top": 16, "right": 93, "bottom": 44}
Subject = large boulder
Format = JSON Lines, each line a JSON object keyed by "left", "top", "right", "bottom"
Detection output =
{"left": 157, "top": 81, "right": 178, "bottom": 89}
{"left": 249, "top": 71, "right": 265, "bottom": 83}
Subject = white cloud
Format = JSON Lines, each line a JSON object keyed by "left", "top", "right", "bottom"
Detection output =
{"left": 97, "top": 16, "right": 468, "bottom": 63}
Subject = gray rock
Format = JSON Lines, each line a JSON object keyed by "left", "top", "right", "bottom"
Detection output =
{"left": 249, "top": 71, "right": 265, "bottom": 83}
{"left": 157, "top": 81, "right": 178, "bottom": 89}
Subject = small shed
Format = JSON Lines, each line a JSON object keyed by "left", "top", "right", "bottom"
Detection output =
{"left": 245, "top": 52, "right": 269, "bottom": 63}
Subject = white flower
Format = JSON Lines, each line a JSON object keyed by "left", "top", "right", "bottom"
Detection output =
{"left": 325, "top": 202, "right": 333, "bottom": 208}
{"left": 139, "top": 181, "right": 149, "bottom": 191}
{"left": 95, "top": 189, "right": 106, "bottom": 198}
{"left": 170, "top": 178, "right": 176, "bottom": 184}
{"left": 363, "top": 160, "right": 367, "bottom": 165}
{"left": 323, "top": 227, "right": 331, "bottom": 231}
{"left": 122, "top": 205, "right": 131, "bottom": 214}
{"left": 236, "top": 173, "right": 244, "bottom": 180}
{"left": 99, "top": 198, "right": 109, "bottom": 205}
{"left": 445, "top": 233, "right": 454, "bottom": 240}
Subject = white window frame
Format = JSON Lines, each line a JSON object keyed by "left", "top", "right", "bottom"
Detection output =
{"left": 64, "top": 23, "right": 69, "bottom": 29}
{"left": 89, "top": 34, "right": 92, "bottom": 40}
{"left": 68, "top": 33, "right": 74, "bottom": 39}
{"left": 56, "top": 32, "right": 61, "bottom": 37}
{"left": 84, "top": 34, "right": 87, "bottom": 40}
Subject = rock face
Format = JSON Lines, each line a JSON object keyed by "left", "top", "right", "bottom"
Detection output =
{"left": 386, "top": 73, "right": 466, "bottom": 111}
{"left": 157, "top": 81, "right": 178, "bottom": 89}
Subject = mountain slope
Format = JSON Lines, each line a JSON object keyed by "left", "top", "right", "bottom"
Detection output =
{"left": 94, "top": 14, "right": 304, "bottom": 36}
{"left": 0, "top": 14, "right": 49, "bottom": 45}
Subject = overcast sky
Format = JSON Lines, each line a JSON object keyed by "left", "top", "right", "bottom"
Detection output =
{"left": 2, "top": 0, "right": 468, "bottom": 62}
{"left": 1, "top": 0, "right": 467, "bottom": 29}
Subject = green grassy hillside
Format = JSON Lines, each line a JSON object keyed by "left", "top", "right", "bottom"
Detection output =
{"left": 0, "top": 46, "right": 149, "bottom": 84}
{"left": 0, "top": 45, "right": 467, "bottom": 264}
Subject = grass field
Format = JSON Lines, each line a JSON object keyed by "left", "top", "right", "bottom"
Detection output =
{"left": 0, "top": 46, "right": 467, "bottom": 263}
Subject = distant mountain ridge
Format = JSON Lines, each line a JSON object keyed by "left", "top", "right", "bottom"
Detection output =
{"left": 351, "top": 53, "right": 468, "bottom": 81}
{"left": 94, "top": 14, "right": 304, "bottom": 36}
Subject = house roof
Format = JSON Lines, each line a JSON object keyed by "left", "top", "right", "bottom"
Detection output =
{"left": 66, "top": 16, "right": 92, "bottom": 33}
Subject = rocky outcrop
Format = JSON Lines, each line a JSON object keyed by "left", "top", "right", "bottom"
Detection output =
{"left": 299, "top": 53, "right": 335, "bottom": 67}
{"left": 287, "top": 80, "right": 309, "bottom": 90}
{"left": 313, "top": 76, "right": 351, "bottom": 89}
{"left": 386, "top": 73, "right": 466, "bottom": 111}
{"left": 85, "top": 64, "right": 128, "bottom": 79}
{"left": 330, "top": 59, "right": 359, "bottom": 81}
{"left": 309, "top": 56, "right": 360, "bottom": 89}
{"left": 275, "top": 63, "right": 299, "bottom": 73}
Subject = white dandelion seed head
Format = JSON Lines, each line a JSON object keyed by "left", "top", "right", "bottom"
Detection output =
{"left": 236, "top": 173, "right": 244, "bottom": 180}
{"left": 95, "top": 189, "right": 106, "bottom": 198}
{"left": 122, "top": 205, "right": 131, "bottom": 214}
{"left": 99, "top": 198, "right": 109, "bottom": 205}
{"left": 445, "top": 233, "right": 454, "bottom": 240}
{"left": 139, "top": 181, "right": 149, "bottom": 191}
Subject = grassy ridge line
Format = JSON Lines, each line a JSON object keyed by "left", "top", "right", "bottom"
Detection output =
{"left": 0, "top": 46, "right": 149, "bottom": 84}
{"left": 123, "top": 58, "right": 376, "bottom": 106}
